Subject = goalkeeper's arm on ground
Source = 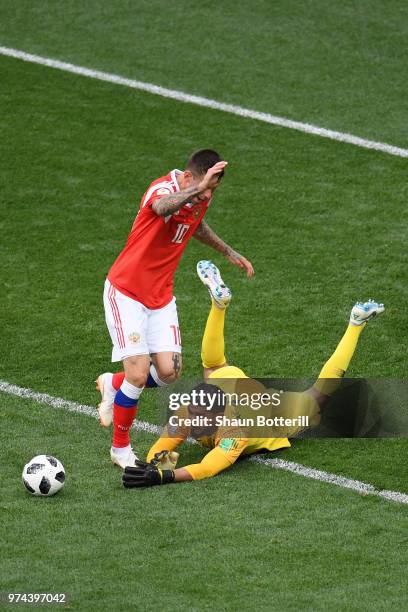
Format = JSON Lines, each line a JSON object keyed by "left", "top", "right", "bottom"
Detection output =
{"left": 171, "top": 445, "right": 239, "bottom": 482}
{"left": 123, "top": 441, "right": 247, "bottom": 488}
{"left": 146, "top": 435, "right": 184, "bottom": 464}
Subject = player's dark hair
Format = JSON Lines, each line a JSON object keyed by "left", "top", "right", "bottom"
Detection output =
{"left": 187, "top": 382, "right": 227, "bottom": 414}
{"left": 186, "top": 149, "right": 224, "bottom": 178}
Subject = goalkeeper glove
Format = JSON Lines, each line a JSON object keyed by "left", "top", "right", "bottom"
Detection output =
{"left": 150, "top": 450, "right": 179, "bottom": 470}
{"left": 122, "top": 460, "right": 175, "bottom": 488}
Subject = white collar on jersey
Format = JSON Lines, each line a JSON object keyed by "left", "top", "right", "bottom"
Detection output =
{"left": 170, "top": 169, "right": 182, "bottom": 192}
{"left": 171, "top": 168, "right": 194, "bottom": 208}
{"left": 169, "top": 168, "right": 212, "bottom": 208}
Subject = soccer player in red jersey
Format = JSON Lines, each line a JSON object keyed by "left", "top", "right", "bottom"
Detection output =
{"left": 97, "top": 149, "right": 254, "bottom": 468}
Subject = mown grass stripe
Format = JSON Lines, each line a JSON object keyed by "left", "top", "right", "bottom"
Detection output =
{"left": 251, "top": 456, "right": 408, "bottom": 505}
{"left": 1, "top": 379, "right": 407, "bottom": 505}
{"left": 1, "top": 45, "right": 408, "bottom": 159}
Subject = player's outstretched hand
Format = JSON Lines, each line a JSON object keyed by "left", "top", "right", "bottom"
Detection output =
{"left": 198, "top": 161, "right": 228, "bottom": 192}
{"left": 226, "top": 250, "right": 254, "bottom": 278}
{"left": 122, "top": 460, "right": 175, "bottom": 488}
{"left": 150, "top": 450, "right": 180, "bottom": 470}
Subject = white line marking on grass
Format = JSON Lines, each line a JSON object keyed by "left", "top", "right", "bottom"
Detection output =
{"left": 0, "top": 380, "right": 161, "bottom": 436}
{"left": 251, "top": 456, "right": 408, "bottom": 505}
{"left": 1, "top": 379, "right": 407, "bottom": 505}
{"left": 1, "top": 45, "right": 408, "bottom": 159}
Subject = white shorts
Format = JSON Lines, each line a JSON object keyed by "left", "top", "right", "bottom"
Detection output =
{"left": 103, "top": 279, "right": 182, "bottom": 362}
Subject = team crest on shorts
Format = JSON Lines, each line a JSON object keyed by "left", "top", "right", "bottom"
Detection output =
{"left": 128, "top": 332, "right": 141, "bottom": 345}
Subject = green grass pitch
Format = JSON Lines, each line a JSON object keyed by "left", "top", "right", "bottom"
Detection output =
{"left": 0, "top": 2, "right": 407, "bottom": 610}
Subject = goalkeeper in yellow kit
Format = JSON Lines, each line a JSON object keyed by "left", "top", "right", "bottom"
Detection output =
{"left": 123, "top": 261, "right": 384, "bottom": 488}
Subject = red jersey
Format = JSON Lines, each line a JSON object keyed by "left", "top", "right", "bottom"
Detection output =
{"left": 108, "top": 169, "right": 210, "bottom": 309}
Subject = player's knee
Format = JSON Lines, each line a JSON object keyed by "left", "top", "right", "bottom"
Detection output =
{"left": 156, "top": 354, "right": 183, "bottom": 383}
{"left": 155, "top": 368, "right": 182, "bottom": 384}
{"left": 124, "top": 361, "right": 149, "bottom": 388}
{"left": 126, "top": 371, "right": 148, "bottom": 388}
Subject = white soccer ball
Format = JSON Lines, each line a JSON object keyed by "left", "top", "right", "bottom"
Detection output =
{"left": 22, "top": 455, "right": 66, "bottom": 496}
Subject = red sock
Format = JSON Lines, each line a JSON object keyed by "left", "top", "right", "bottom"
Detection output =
{"left": 112, "top": 372, "right": 125, "bottom": 390}
{"left": 112, "top": 404, "right": 138, "bottom": 448}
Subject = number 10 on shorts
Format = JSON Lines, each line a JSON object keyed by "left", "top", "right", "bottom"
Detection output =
{"left": 170, "top": 325, "right": 181, "bottom": 345}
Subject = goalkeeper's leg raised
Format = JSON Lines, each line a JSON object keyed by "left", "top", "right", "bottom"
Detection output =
{"left": 313, "top": 299, "right": 384, "bottom": 398}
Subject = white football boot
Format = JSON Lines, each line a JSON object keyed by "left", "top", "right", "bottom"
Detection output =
{"left": 350, "top": 299, "right": 385, "bottom": 325}
{"left": 110, "top": 445, "right": 139, "bottom": 469}
{"left": 95, "top": 372, "right": 115, "bottom": 427}
{"left": 196, "top": 260, "right": 232, "bottom": 309}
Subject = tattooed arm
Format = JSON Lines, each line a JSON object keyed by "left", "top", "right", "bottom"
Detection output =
{"left": 152, "top": 185, "right": 202, "bottom": 217}
{"left": 194, "top": 219, "right": 232, "bottom": 254}
{"left": 194, "top": 220, "right": 254, "bottom": 277}
{"left": 152, "top": 160, "right": 228, "bottom": 217}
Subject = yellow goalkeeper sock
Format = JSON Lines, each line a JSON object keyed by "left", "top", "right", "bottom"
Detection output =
{"left": 201, "top": 301, "right": 227, "bottom": 368}
{"left": 314, "top": 323, "right": 365, "bottom": 395}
